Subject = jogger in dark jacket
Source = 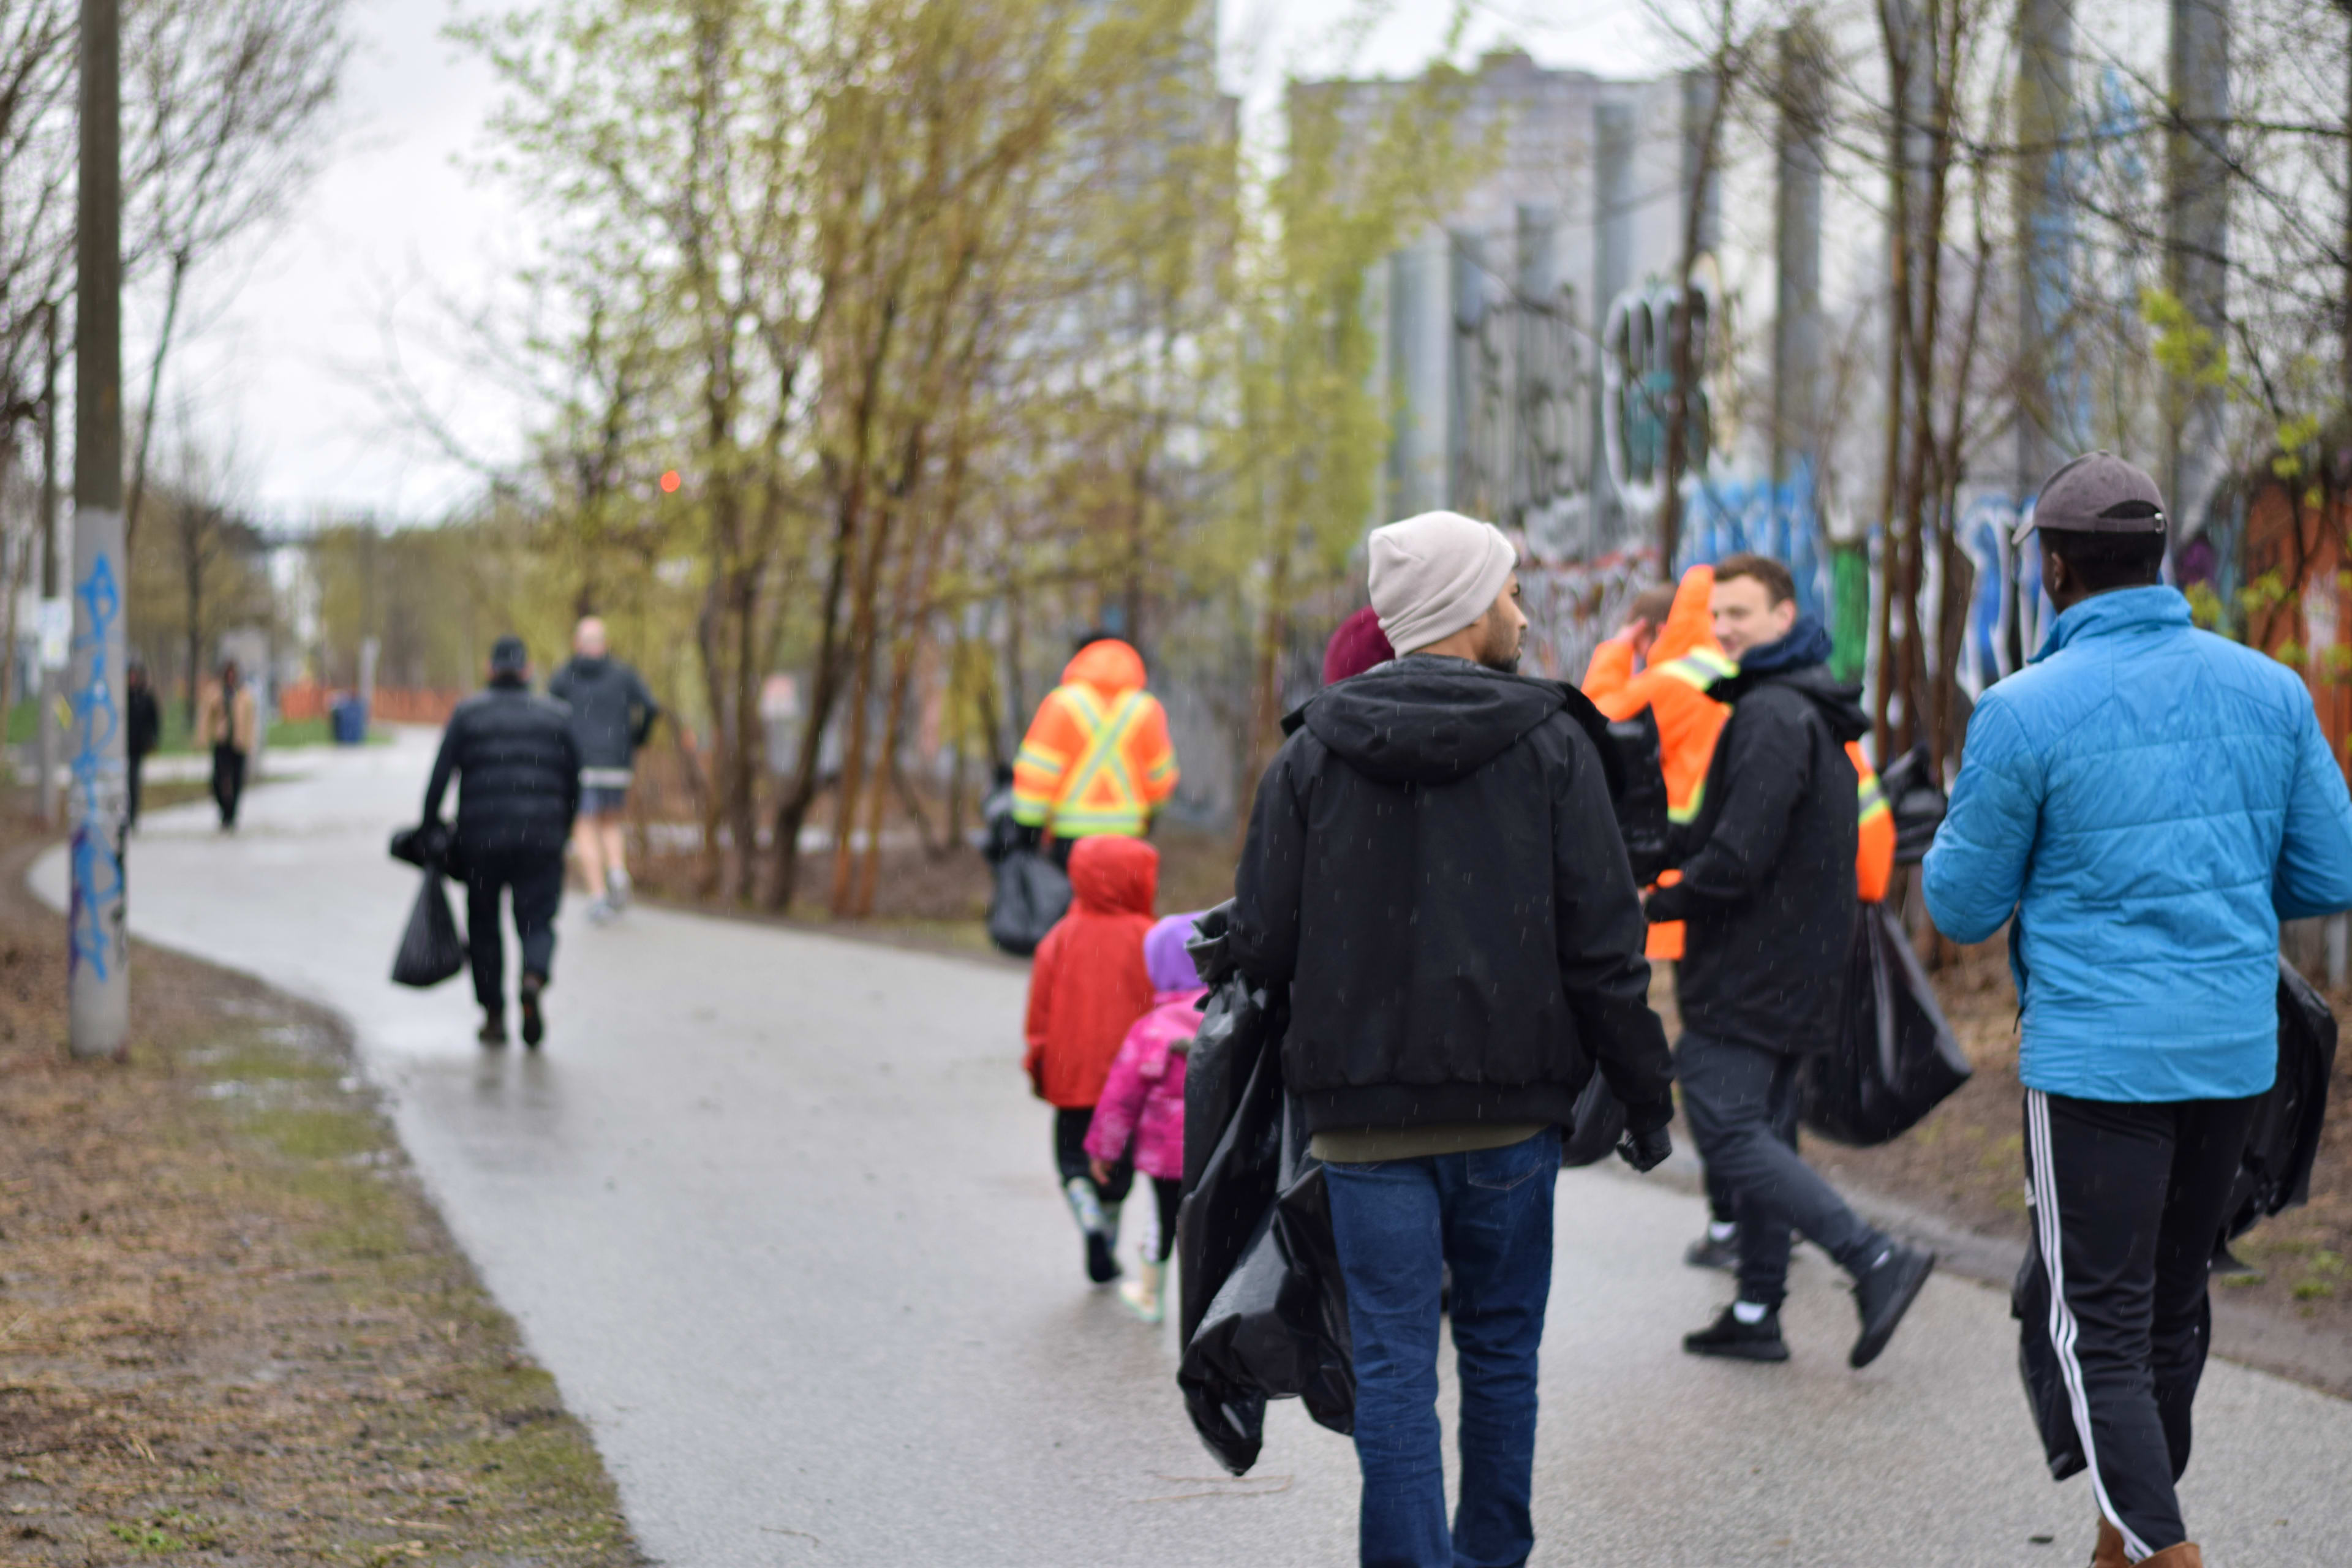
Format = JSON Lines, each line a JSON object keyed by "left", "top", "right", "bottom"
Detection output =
{"left": 423, "top": 636, "right": 581, "bottom": 1049}
{"left": 1231, "top": 510, "right": 1673, "bottom": 1568}
{"left": 1647, "top": 553, "right": 1935, "bottom": 1368}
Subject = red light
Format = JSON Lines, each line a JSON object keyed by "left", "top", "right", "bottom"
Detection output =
{"left": 660, "top": 470, "right": 681, "bottom": 493}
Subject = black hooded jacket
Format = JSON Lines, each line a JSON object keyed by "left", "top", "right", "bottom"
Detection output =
{"left": 1646, "top": 660, "right": 1868, "bottom": 1055}
{"left": 547, "top": 655, "right": 660, "bottom": 772}
{"left": 421, "top": 676, "right": 582, "bottom": 861}
{"left": 1227, "top": 655, "right": 1674, "bottom": 1139}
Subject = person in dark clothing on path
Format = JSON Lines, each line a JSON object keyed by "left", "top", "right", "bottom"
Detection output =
{"left": 547, "top": 617, "right": 660, "bottom": 922}
{"left": 1649, "top": 552, "right": 1935, "bottom": 1368}
{"left": 124, "top": 661, "right": 160, "bottom": 829}
{"left": 195, "top": 659, "right": 258, "bottom": 830}
{"left": 1230, "top": 509, "right": 1675, "bottom": 1568}
{"left": 1925, "top": 453, "right": 2352, "bottom": 1568}
{"left": 423, "top": 636, "right": 581, "bottom": 1049}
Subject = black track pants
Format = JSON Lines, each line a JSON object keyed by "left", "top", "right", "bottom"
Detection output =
{"left": 2022, "top": 1087, "right": 2259, "bottom": 1559}
{"left": 464, "top": 848, "right": 564, "bottom": 1014}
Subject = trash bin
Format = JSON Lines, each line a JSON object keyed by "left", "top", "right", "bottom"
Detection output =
{"left": 331, "top": 695, "right": 370, "bottom": 746}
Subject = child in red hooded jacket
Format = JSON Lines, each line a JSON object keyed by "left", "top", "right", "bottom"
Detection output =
{"left": 1023, "top": 835, "right": 1158, "bottom": 1284}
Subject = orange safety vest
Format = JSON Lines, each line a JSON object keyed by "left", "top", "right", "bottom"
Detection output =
{"left": 1011, "top": 639, "right": 1178, "bottom": 839}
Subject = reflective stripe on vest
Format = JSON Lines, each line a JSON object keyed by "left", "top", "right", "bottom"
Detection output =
{"left": 1051, "top": 688, "right": 1148, "bottom": 834}
{"left": 1657, "top": 648, "right": 1738, "bottom": 692}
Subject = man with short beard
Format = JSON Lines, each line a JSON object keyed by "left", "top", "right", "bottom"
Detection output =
{"left": 1231, "top": 509, "right": 1674, "bottom": 1568}
{"left": 1653, "top": 552, "right": 1934, "bottom": 1368}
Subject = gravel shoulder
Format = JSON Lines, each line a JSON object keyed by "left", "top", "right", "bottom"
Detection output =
{"left": 0, "top": 803, "right": 644, "bottom": 1567}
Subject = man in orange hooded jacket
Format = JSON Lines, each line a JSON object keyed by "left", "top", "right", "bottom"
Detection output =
{"left": 1011, "top": 635, "right": 1179, "bottom": 856}
{"left": 1023, "top": 835, "right": 1159, "bottom": 1285}
{"left": 1585, "top": 564, "right": 1894, "bottom": 1270}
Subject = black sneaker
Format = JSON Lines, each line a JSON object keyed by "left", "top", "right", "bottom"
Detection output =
{"left": 478, "top": 1014, "right": 508, "bottom": 1047}
{"left": 1684, "top": 1229, "right": 1740, "bottom": 1271}
{"left": 1683, "top": 1305, "right": 1789, "bottom": 1362}
{"left": 1850, "top": 1242, "right": 1936, "bottom": 1368}
{"left": 1085, "top": 1231, "right": 1122, "bottom": 1284}
{"left": 519, "top": 974, "right": 546, "bottom": 1049}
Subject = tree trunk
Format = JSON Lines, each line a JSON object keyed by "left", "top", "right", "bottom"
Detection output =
{"left": 126, "top": 249, "right": 189, "bottom": 559}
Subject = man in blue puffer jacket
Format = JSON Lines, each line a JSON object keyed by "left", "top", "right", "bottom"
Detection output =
{"left": 1926, "top": 452, "right": 2352, "bottom": 1568}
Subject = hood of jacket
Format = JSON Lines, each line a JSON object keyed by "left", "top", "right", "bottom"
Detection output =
{"left": 1649, "top": 565, "right": 1722, "bottom": 664}
{"left": 1708, "top": 658, "right": 1870, "bottom": 744}
{"left": 1069, "top": 834, "right": 1158, "bottom": 916}
{"left": 2031, "top": 584, "right": 2192, "bottom": 663}
{"left": 1297, "top": 654, "right": 1573, "bottom": 787}
{"left": 1063, "top": 638, "right": 1146, "bottom": 696}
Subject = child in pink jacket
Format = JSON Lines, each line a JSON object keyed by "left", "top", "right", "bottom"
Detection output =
{"left": 1084, "top": 913, "right": 1207, "bottom": 1323}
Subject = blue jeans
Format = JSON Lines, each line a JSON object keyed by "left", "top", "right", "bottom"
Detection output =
{"left": 1323, "top": 1128, "right": 1559, "bottom": 1568}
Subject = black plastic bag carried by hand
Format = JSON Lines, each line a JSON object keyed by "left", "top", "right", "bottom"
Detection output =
{"left": 1176, "top": 981, "right": 1351, "bottom": 1475}
{"left": 2223, "top": 959, "right": 2338, "bottom": 1241}
{"left": 986, "top": 846, "right": 1071, "bottom": 957}
{"left": 1802, "top": 903, "right": 1971, "bottom": 1146}
{"left": 1877, "top": 744, "right": 1949, "bottom": 865}
{"left": 391, "top": 870, "right": 467, "bottom": 988}
{"left": 1606, "top": 709, "right": 1670, "bottom": 885}
{"left": 1559, "top": 1072, "right": 1628, "bottom": 1168}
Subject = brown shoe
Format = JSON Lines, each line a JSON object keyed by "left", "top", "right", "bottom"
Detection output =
{"left": 2089, "top": 1518, "right": 2125, "bottom": 1568}
{"left": 2136, "top": 1545, "right": 2201, "bottom": 1568}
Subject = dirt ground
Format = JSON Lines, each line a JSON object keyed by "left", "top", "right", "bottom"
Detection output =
{"left": 0, "top": 804, "right": 643, "bottom": 1567}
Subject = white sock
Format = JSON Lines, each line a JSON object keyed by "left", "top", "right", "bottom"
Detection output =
{"left": 1732, "top": 1300, "right": 1770, "bottom": 1325}
{"left": 1708, "top": 1221, "right": 1737, "bottom": 1243}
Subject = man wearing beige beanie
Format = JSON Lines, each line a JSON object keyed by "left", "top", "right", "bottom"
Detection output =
{"left": 1231, "top": 510, "right": 1675, "bottom": 1568}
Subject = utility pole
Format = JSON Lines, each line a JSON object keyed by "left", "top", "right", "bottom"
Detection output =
{"left": 37, "top": 303, "right": 61, "bottom": 824}
{"left": 70, "top": 0, "right": 128, "bottom": 1059}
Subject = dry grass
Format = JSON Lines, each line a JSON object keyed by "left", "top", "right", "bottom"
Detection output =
{"left": 0, "top": 804, "right": 643, "bottom": 1566}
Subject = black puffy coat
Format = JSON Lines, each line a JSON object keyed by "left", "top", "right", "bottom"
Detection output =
{"left": 421, "top": 678, "right": 582, "bottom": 859}
{"left": 1228, "top": 655, "right": 1673, "bottom": 1138}
{"left": 547, "top": 655, "right": 660, "bottom": 772}
{"left": 1646, "top": 661, "right": 1866, "bottom": 1055}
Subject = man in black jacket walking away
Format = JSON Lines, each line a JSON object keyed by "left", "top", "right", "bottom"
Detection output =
{"left": 548, "top": 616, "right": 660, "bottom": 923}
{"left": 1231, "top": 510, "right": 1675, "bottom": 1568}
{"left": 1648, "top": 553, "right": 1934, "bottom": 1366}
{"left": 423, "top": 636, "right": 581, "bottom": 1048}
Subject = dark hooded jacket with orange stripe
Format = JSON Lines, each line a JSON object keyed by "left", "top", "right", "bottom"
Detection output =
{"left": 1583, "top": 567, "right": 1893, "bottom": 962}
{"left": 1011, "top": 639, "right": 1179, "bottom": 838}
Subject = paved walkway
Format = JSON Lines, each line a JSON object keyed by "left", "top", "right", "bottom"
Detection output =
{"left": 30, "top": 729, "right": 2352, "bottom": 1566}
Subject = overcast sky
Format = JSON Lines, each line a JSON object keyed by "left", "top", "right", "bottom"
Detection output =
{"left": 164, "top": 0, "right": 1673, "bottom": 525}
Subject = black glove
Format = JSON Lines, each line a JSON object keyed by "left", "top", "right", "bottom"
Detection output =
{"left": 1013, "top": 820, "right": 1044, "bottom": 853}
{"left": 1642, "top": 884, "right": 1689, "bottom": 925}
{"left": 1616, "top": 1123, "right": 1672, "bottom": 1173}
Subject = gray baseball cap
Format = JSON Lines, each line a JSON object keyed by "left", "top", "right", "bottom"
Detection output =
{"left": 2013, "top": 451, "right": 2168, "bottom": 548}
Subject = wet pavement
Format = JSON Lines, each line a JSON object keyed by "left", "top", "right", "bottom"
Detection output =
{"left": 30, "top": 729, "right": 2352, "bottom": 1566}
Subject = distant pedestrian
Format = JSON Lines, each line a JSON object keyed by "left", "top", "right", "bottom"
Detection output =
{"left": 1010, "top": 633, "right": 1178, "bottom": 865}
{"left": 1083, "top": 913, "right": 1207, "bottom": 1323}
{"left": 195, "top": 658, "right": 258, "bottom": 831}
{"left": 1022, "top": 834, "right": 1158, "bottom": 1284}
{"left": 1650, "top": 552, "right": 1934, "bottom": 1368}
{"left": 124, "top": 660, "right": 160, "bottom": 829}
{"left": 421, "top": 636, "right": 581, "bottom": 1049}
{"left": 1925, "top": 453, "right": 2352, "bottom": 1568}
{"left": 547, "top": 616, "right": 660, "bottom": 923}
{"left": 1230, "top": 510, "right": 1675, "bottom": 1568}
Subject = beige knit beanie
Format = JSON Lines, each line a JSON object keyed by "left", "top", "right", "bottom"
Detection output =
{"left": 1367, "top": 511, "right": 1519, "bottom": 656}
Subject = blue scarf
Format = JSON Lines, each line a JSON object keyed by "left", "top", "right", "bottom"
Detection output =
{"left": 1736, "top": 613, "right": 1834, "bottom": 675}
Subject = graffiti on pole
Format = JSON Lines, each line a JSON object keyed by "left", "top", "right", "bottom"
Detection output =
{"left": 67, "top": 549, "right": 125, "bottom": 983}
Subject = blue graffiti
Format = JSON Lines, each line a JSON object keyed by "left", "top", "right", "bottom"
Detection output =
{"left": 1675, "top": 459, "right": 1834, "bottom": 627}
{"left": 67, "top": 551, "right": 124, "bottom": 982}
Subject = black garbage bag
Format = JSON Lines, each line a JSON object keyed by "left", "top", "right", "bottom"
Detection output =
{"left": 1175, "top": 991, "right": 1351, "bottom": 1474}
{"left": 2223, "top": 959, "right": 2338, "bottom": 1241}
{"left": 1877, "top": 743, "right": 1949, "bottom": 865}
{"left": 2011, "top": 1226, "right": 2094, "bottom": 1482}
{"left": 1802, "top": 902, "right": 1972, "bottom": 1146}
{"left": 986, "top": 848, "right": 1071, "bottom": 957}
{"left": 1607, "top": 708, "right": 1670, "bottom": 885}
{"left": 1559, "top": 1072, "right": 1628, "bottom": 1168}
{"left": 391, "top": 870, "right": 467, "bottom": 989}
